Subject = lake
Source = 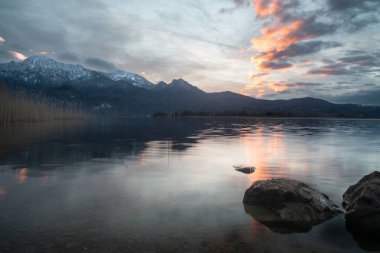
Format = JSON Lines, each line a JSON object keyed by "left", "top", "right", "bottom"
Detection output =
{"left": 0, "top": 118, "right": 380, "bottom": 253}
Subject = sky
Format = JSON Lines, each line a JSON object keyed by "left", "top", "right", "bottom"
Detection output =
{"left": 0, "top": 0, "right": 379, "bottom": 105}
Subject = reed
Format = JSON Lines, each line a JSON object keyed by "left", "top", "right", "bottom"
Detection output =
{"left": 0, "top": 84, "right": 89, "bottom": 123}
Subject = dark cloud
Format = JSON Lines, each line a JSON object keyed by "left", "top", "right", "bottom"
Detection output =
{"left": 6, "top": 43, "right": 27, "bottom": 51}
{"left": 339, "top": 55, "right": 380, "bottom": 66}
{"left": 84, "top": 57, "right": 117, "bottom": 72}
{"left": 58, "top": 52, "right": 79, "bottom": 63}
{"left": 308, "top": 52, "right": 380, "bottom": 76}
{"left": 298, "top": 16, "right": 339, "bottom": 37}
{"left": 345, "top": 49, "right": 368, "bottom": 55}
{"left": 363, "top": 83, "right": 376, "bottom": 87}
{"left": 325, "top": 87, "right": 380, "bottom": 106}
{"left": 326, "top": 0, "right": 380, "bottom": 31}
{"left": 153, "top": 28, "right": 237, "bottom": 48}
{"left": 321, "top": 58, "right": 336, "bottom": 64}
{"left": 260, "top": 81, "right": 380, "bottom": 106}
{"left": 293, "top": 82, "right": 326, "bottom": 87}
{"left": 258, "top": 61, "right": 293, "bottom": 70}
{"left": 272, "top": 41, "right": 341, "bottom": 60}
{"left": 219, "top": 0, "right": 250, "bottom": 13}
{"left": 0, "top": 50, "right": 12, "bottom": 62}
{"left": 327, "top": 0, "right": 380, "bottom": 11}
{"left": 307, "top": 64, "right": 350, "bottom": 76}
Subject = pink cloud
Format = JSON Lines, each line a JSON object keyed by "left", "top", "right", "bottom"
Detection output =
{"left": 9, "top": 51, "right": 27, "bottom": 61}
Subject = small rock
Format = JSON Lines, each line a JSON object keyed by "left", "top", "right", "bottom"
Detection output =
{"left": 233, "top": 165, "right": 255, "bottom": 174}
{"left": 343, "top": 171, "right": 380, "bottom": 235}
{"left": 243, "top": 178, "right": 341, "bottom": 233}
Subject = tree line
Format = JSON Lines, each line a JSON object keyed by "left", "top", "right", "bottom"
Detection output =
{"left": 152, "top": 110, "right": 294, "bottom": 118}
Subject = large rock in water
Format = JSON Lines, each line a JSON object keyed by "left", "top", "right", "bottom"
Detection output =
{"left": 243, "top": 178, "right": 341, "bottom": 233}
{"left": 343, "top": 171, "right": 380, "bottom": 235}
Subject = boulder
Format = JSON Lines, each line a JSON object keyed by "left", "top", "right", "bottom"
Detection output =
{"left": 243, "top": 178, "right": 341, "bottom": 233}
{"left": 343, "top": 171, "right": 380, "bottom": 235}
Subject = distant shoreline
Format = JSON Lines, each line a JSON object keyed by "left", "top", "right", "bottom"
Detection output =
{"left": 150, "top": 115, "right": 380, "bottom": 120}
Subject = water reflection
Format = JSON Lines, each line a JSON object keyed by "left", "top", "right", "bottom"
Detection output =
{"left": 244, "top": 204, "right": 313, "bottom": 233}
{"left": 16, "top": 168, "right": 28, "bottom": 184}
{"left": 0, "top": 118, "right": 379, "bottom": 252}
{"left": 0, "top": 186, "right": 6, "bottom": 197}
{"left": 346, "top": 223, "right": 380, "bottom": 251}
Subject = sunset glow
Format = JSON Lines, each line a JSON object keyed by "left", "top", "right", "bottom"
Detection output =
{"left": 1, "top": 1, "right": 380, "bottom": 252}
{"left": 245, "top": 80, "right": 300, "bottom": 97}
{"left": 9, "top": 51, "right": 27, "bottom": 61}
{"left": 0, "top": 0, "right": 379, "bottom": 103}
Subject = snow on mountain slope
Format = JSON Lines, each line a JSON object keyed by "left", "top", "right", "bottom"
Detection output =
{"left": 107, "top": 70, "right": 153, "bottom": 88}
{"left": 0, "top": 56, "right": 153, "bottom": 88}
{"left": 0, "top": 56, "right": 93, "bottom": 84}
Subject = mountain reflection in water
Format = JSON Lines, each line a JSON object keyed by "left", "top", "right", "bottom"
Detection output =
{"left": 0, "top": 118, "right": 380, "bottom": 253}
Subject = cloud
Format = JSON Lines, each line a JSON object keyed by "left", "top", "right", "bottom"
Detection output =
{"left": 0, "top": 36, "right": 4, "bottom": 45}
{"left": 84, "top": 57, "right": 117, "bottom": 72}
{"left": 307, "top": 63, "right": 350, "bottom": 76}
{"left": 258, "top": 60, "right": 293, "bottom": 71}
{"left": 308, "top": 52, "right": 380, "bottom": 76}
{"left": 253, "top": 0, "right": 285, "bottom": 19}
{"left": 254, "top": 40, "right": 341, "bottom": 62}
{"left": 245, "top": 80, "right": 301, "bottom": 97}
{"left": 9, "top": 50, "right": 27, "bottom": 61}
{"left": 250, "top": 0, "right": 379, "bottom": 82}
{"left": 338, "top": 54, "right": 379, "bottom": 66}
{"left": 324, "top": 87, "right": 380, "bottom": 106}
{"left": 0, "top": 50, "right": 10, "bottom": 59}
{"left": 250, "top": 0, "right": 338, "bottom": 74}
{"left": 327, "top": 0, "right": 380, "bottom": 11}
{"left": 1, "top": 0, "right": 379, "bottom": 101}
{"left": 250, "top": 72, "right": 269, "bottom": 80}
{"left": 219, "top": 0, "right": 250, "bottom": 13}
{"left": 58, "top": 52, "right": 79, "bottom": 62}
{"left": 233, "top": 0, "right": 250, "bottom": 8}
{"left": 327, "top": 0, "right": 380, "bottom": 31}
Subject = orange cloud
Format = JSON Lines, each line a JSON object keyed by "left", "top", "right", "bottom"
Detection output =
{"left": 245, "top": 81, "right": 300, "bottom": 97}
{"left": 250, "top": 17, "right": 310, "bottom": 74}
{"left": 9, "top": 51, "right": 27, "bottom": 61}
{"left": 252, "top": 19, "right": 308, "bottom": 53}
{"left": 250, "top": 72, "right": 269, "bottom": 80}
{"left": 250, "top": 0, "right": 334, "bottom": 77}
{"left": 253, "top": 0, "right": 282, "bottom": 19}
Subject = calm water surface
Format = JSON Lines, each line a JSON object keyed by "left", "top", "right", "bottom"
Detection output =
{"left": 0, "top": 118, "right": 380, "bottom": 253}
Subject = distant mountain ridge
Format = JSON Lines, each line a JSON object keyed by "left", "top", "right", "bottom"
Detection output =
{"left": 0, "top": 55, "right": 153, "bottom": 88}
{"left": 1, "top": 56, "right": 380, "bottom": 118}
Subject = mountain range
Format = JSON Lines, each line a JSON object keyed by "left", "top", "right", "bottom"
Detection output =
{"left": 1, "top": 56, "right": 380, "bottom": 118}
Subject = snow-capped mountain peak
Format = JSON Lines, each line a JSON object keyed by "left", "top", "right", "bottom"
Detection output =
{"left": 0, "top": 56, "right": 154, "bottom": 88}
{"left": 107, "top": 70, "right": 153, "bottom": 88}
{"left": 0, "top": 55, "right": 92, "bottom": 84}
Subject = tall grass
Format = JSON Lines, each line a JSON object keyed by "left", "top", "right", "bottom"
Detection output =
{"left": 0, "top": 84, "right": 89, "bottom": 123}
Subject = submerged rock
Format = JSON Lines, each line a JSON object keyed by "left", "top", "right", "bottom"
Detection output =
{"left": 233, "top": 165, "right": 255, "bottom": 174}
{"left": 243, "top": 178, "right": 341, "bottom": 233}
{"left": 343, "top": 171, "right": 380, "bottom": 235}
